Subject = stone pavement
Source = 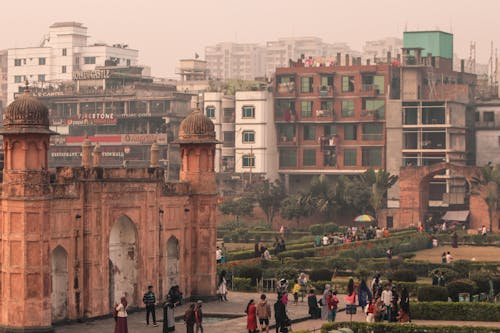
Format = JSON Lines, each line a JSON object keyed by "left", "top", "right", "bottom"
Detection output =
{"left": 53, "top": 291, "right": 500, "bottom": 332}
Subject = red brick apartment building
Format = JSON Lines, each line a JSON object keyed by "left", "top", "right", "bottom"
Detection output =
{"left": 274, "top": 56, "right": 399, "bottom": 189}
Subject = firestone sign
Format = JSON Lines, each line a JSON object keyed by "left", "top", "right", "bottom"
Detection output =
{"left": 72, "top": 69, "right": 111, "bottom": 80}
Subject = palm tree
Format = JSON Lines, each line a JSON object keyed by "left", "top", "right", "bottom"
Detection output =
{"left": 298, "top": 175, "right": 346, "bottom": 220}
{"left": 363, "top": 169, "right": 398, "bottom": 222}
{"left": 472, "top": 162, "right": 500, "bottom": 232}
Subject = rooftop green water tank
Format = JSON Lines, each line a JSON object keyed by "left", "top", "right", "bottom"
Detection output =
{"left": 403, "top": 31, "right": 453, "bottom": 59}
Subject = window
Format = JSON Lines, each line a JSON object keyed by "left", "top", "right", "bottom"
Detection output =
{"left": 279, "top": 149, "right": 297, "bottom": 167}
{"left": 364, "top": 100, "right": 385, "bottom": 118}
{"left": 484, "top": 111, "right": 495, "bottom": 122}
{"left": 301, "top": 77, "right": 313, "bottom": 93}
{"left": 242, "top": 105, "right": 255, "bottom": 118}
{"left": 84, "top": 56, "right": 96, "bottom": 65}
{"left": 278, "top": 124, "right": 296, "bottom": 143}
{"left": 14, "top": 75, "right": 24, "bottom": 83}
{"left": 62, "top": 66, "right": 67, "bottom": 73}
{"left": 205, "top": 106, "right": 215, "bottom": 118}
{"left": 303, "top": 125, "right": 316, "bottom": 141}
{"left": 320, "top": 101, "right": 333, "bottom": 112}
{"left": 342, "top": 76, "right": 355, "bottom": 92}
{"left": 324, "top": 124, "right": 336, "bottom": 136}
{"left": 344, "top": 124, "right": 357, "bottom": 140}
{"left": 126, "top": 59, "right": 131, "bottom": 66}
{"left": 223, "top": 108, "right": 235, "bottom": 122}
{"left": 14, "top": 59, "right": 22, "bottom": 66}
{"left": 62, "top": 48, "right": 67, "bottom": 56}
{"left": 373, "top": 75, "right": 385, "bottom": 94}
{"left": 341, "top": 100, "right": 355, "bottom": 117}
{"left": 242, "top": 155, "right": 255, "bottom": 168}
{"left": 242, "top": 130, "right": 255, "bottom": 143}
{"left": 303, "top": 149, "right": 316, "bottom": 166}
{"left": 343, "top": 149, "right": 357, "bottom": 166}
{"left": 301, "top": 101, "right": 313, "bottom": 117}
{"left": 38, "top": 74, "right": 46, "bottom": 82}
{"left": 475, "top": 112, "right": 480, "bottom": 122}
{"left": 38, "top": 57, "right": 46, "bottom": 65}
{"left": 362, "top": 123, "right": 383, "bottom": 140}
{"left": 223, "top": 131, "right": 235, "bottom": 147}
{"left": 320, "top": 75, "right": 334, "bottom": 87}
{"left": 362, "top": 147, "right": 382, "bottom": 167}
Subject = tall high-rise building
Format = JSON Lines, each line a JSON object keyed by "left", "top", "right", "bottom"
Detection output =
{"left": 204, "top": 42, "right": 265, "bottom": 81}
{"left": 6, "top": 22, "right": 139, "bottom": 103}
{"left": 363, "top": 37, "right": 403, "bottom": 61}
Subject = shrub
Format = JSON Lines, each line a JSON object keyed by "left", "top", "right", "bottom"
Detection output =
{"left": 309, "top": 269, "right": 333, "bottom": 282}
{"left": 324, "top": 223, "right": 340, "bottom": 233}
{"left": 388, "top": 269, "right": 417, "bottom": 282}
{"left": 232, "top": 277, "right": 253, "bottom": 291}
{"left": 274, "top": 266, "right": 299, "bottom": 282}
{"left": 447, "top": 279, "right": 476, "bottom": 301}
{"left": 320, "top": 322, "right": 500, "bottom": 333}
{"left": 398, "top": 252, "right": 415, "bottom": 260}
{"left": 237, "top": 264, "right": 263, "bottom": 286}
{"left": 469, "top": 270, "right": 493, "bottom": 293}
{"left": 416, "top": 286, "right": 448, "bottom": 302}
{"left": 309, "top": 224, "right": 324, "bottom": 235}
{"left": 433, "top": 267, "right": 460, "bottom": 283}
{"left": 411, "top": 302, "right": 500, "bottom": 321}
{"left": 222, "top": 236, "right": 231, "bottom": 243}
{"left": 230, "top": 232, "right": 240, "bottom": 243}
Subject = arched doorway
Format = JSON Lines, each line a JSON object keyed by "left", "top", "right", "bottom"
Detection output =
{"left": 109, "top": 215, "right": 138, "bottom": 307}
{"left": 166, "top": 236, "right": 180, "bottom": 293}
{"left": 51, "top": 246, "right": 68, "bottom": 322}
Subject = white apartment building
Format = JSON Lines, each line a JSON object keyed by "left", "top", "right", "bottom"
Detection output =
{"left": 204, "top": 42, "right": 265, "bottom": 81}
{"left": 203, "top": 92, "right": 236, "bottom": 173}
{"left": 362, "top": 37, "right": 402, "bottom": 61}
{"left": 203, "top": 91, "right": 278, "bottom": 181}
{"left": 7, "top": 22, "right": 138, "bottom": 103}
{"left": 234, "top": 91, "right": 278, "bottom": 180}
{"left": 475, "top": 99, "right": 500, "bottom": 166}
{"left": 0, "top": 50, "right": 7, "bottom": 112}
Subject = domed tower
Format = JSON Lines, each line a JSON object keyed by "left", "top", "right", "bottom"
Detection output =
{"left": 0, "top": 89, "right": 57, "bottom": 332}
{"left": 176, "top": 109, "right": 218, "bottom": 192}
{"left": 175, "top": 110, "right": 218, "bottom": 297}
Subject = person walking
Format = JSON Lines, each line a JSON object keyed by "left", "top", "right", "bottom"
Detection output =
{"left": 162, "top": 295, "right": 175, "bottom": 333}
{"left": 399, "top": 287, "right": 410, "bottom": 322}
{"left": 245, "top": 299, "right": 257, "bottom": 333}
{"left": 358, "top": 279, "right": 372, "bottom": 313}
{"left": 274, "top": 294, "right": 288, "bottom": 333}
{"left": 298, "top": 272, "right": 308, "bottom": 302}
{"left": 114, "top": 296, "right": 128, "bottom": 333}
{"left": 320, "top": 284, "right": 331, "bottom": 320}
{"left": 256, "top": 294, "right": 271, "bottom": 333}
{"left": 307, "top": 289, "right": 320, "bottom": 319}
{"left": 327, "top": 290, "right": 339, "bottom": 322}
{"left": 217, "top": 270, "right": 228, "bottom": 302}
{"left": 184, "top": 303, "right": 196, "bottom": 333}
{"left": 143, "top": 285, "right": 158, "bottom": 326}
{"left": 381, "top": 284, "right": 393, "bottom": 322}
{"left": 194, "top": 300, "right": 203, "bottom": 333}
{"left": 344, "top": 278, "right": 356, "bottom": 305}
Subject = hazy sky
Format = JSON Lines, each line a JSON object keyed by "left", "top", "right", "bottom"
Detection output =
{"left": 1, "top": 0, "right": 499, "bottom": 78}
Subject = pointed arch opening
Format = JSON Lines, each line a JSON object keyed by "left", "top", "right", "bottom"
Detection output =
{"left": 165, "top": 236, "right": 180, "bottom": 293}
{"left": 51, "top": 245, "right": 69, "bottom": 322}
{"left": 109, "top": 215, "right": 138, "bottom": 307}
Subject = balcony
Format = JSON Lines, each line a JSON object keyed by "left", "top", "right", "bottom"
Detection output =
{"left": 315, "top": 109, "right": 335, "bottom": 121}
{"left": 360, "top": 84, "right": 381, "bottom": 96}
{"left": 319, "top": 135, "right": 338, "bottom": 150}
{"left": 362, "top": 133, "right": 384, "bottom": 141}
{"left": 278, "top": 135, "right": 297, "bottom": 145}
{"left": 318, "top": 85, "right": 334, "bottom": 97}
{"left": 275, "top": 109, "right": 297, "bottom": 122}
{"left": 276, "top": 82, "right": 296, "bottom": 97}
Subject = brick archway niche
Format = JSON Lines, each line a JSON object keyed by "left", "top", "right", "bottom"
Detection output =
{"left": 397, "top": 162, "right": 491, "bottom": 231}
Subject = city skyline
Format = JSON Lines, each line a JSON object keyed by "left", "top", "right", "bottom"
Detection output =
{"left": 1, "top": 0, "right": 499, "bottom": 78}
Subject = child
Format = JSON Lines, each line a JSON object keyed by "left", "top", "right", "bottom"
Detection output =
{"left": 292, "top": 281, "right": 300, "bottom": 305}
{"left": 366, "top": 299, "right": 375, "bottom": 323}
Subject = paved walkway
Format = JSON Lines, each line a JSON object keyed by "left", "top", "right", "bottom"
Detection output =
{"left": 53, "top": 291, "right": 500, "bottom": 332}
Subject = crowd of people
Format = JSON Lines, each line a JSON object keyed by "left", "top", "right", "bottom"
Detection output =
{"left": 315, "top": 226, "right": 391, "bottom": 247}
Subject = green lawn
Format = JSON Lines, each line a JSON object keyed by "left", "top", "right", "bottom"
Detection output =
{"left": 415, "top": 245, "right": 500, "bottom": 263}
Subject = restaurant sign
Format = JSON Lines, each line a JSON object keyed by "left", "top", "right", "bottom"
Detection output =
{"left": 72, "top": 69, "right": 111, "bottom": 80}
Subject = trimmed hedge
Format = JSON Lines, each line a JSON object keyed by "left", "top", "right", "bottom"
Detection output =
{"left": 411, "top": 302, "right": 500, "bottom": 321}
{"left": 388, "top": 269, "right": 417, "bottom": 282}
{"left": 321, "top": 322, "right": 500, "bottom": 333}
{"left": 232, "top": 277, "right": 253, "bottom": 291}
{"left": 417, "top": 286, "right": 448, "bottom": 301}
{"left": 447, "top": 279, "right": 476, "bottom": 301}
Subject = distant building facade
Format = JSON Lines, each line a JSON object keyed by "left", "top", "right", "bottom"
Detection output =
{"left": 6, "top": 22, "right": 139, "bottom": 103}
{"left": 363, "top": 37, "right": 402, "bottom": 62}
{"left": 31, "top": 66, "right": 191, "bottom": 173}
{"left": 475, "top": 99, "right": 500, "bottom": 166}
{"left": 205, "top": 42, "right": 265, "bottom": 81}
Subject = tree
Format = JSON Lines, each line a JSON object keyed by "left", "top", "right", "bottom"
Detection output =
{"left": 298, "top": 175, "right": 347, "bottom": 220}
{"left": 280, "top": 195, "right": 311, "bottom": 227}
{"left": 218, "top": 195, "right": 254, "bottom": 221}
{"left": 473, "top": 162, "right": 500, "bottom": 232}
{"left": 344, "top": 177, "right": 372, "bottom": 214}
{"left": 363, "top": 169, "right": 398, "bottom": 221}
{"left": 253, "top": 180, "right": 286, "bottom": 226}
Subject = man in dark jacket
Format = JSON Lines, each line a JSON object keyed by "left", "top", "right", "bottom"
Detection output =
{"left": 143, "top": 285, "right": 158, "bottom": 326}
{"left": 274, "top": 294, "right": 288, "bottom": 333}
